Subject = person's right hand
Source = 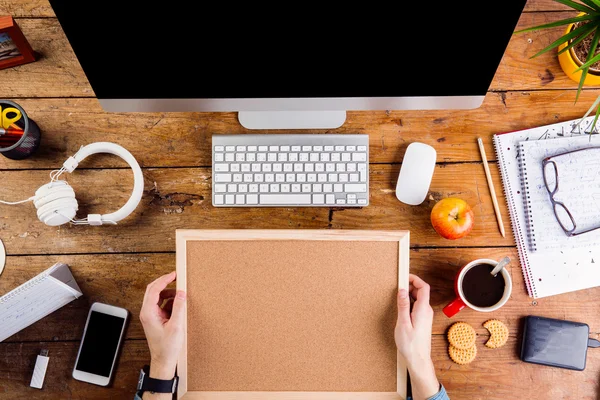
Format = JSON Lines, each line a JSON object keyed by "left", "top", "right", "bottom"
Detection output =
{"left": 139, "top": 271, "right": 186, "bottom": 382}
{"left": 395, "top": 274, "right": 440, "bottom": 400}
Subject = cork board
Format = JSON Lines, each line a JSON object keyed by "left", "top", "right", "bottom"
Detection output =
{"left": 176, "top": 230, "right": 409, "bottom": 400}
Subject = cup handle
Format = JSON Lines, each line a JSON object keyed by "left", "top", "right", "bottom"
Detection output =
{"left": 443, "top": 297, "right": 466, "bottom": 318}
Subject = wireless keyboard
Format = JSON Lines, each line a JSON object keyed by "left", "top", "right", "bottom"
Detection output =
{"left": 212, "top": 134, "right": 369, "bottom": 207}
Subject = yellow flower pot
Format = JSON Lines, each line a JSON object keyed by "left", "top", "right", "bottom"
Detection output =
{"left": 557, "top": 19, "right": 600, "bottom": 85}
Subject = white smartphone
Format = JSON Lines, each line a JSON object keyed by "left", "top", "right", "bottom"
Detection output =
{"left": 72, "top": 302, "right": 129, "bottom": 386}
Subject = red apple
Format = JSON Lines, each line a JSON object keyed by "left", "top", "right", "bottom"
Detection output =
{"left": 430, "top": 197, "right": 474, "bottom": 240}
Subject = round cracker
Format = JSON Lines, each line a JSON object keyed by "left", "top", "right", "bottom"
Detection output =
{"left": 483, "top": 319, "right": 509, "bottom": 349}
{"left": 448, "top": 344, "right": 477, "bottom": 365}
{"left": 447, "top": 321, "right": 476, "bottom": 350}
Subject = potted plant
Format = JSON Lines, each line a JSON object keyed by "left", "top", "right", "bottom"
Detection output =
{"left": 514, "top": 0, "right": 600, "bottom": 102}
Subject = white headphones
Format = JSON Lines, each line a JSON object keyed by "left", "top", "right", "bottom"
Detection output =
{"left": 0, "top": 142, "right": 144, "bottom": 227}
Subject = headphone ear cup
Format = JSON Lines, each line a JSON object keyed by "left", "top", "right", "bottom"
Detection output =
{"left": 34, "top": 181, "right": 79, "bottom": 226}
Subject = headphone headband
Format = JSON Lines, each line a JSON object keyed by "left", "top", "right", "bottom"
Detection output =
{"left": 61, "top": 142, "right": 144, "bottom": 225}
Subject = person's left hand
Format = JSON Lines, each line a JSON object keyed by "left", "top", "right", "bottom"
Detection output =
{"left": 139, "top": 271, "right": 186, "bottom": 380}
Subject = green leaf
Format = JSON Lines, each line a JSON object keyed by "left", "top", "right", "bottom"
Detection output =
{"left": 530, "top": 21, "right": 597, "bottom": 58}
{"left": 591, "top": 0, "right": 600, "bottom": 9}
{"left": 514, "top": 14, "right": 598, "bottom": 34}
{"left": 576, "top": 27, "right": 600, "bottom": 102}
{"left": 580, "top": 0, "right": 600, "bottom": 12}
{"left": 553, "top": 0, "right": 600, "bottom": 14}
{"left": 590, "top": 99, "right": 600, "bottom": 139}
{"left": 557, "top": 30, "right": 588, "bottom": 54}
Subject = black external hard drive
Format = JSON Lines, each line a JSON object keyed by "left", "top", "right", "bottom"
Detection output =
{"left": 520, "top": 315, "right": 589, "bottom": 371}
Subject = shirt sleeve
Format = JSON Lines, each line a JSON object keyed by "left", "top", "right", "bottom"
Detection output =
{"left": 426, "top": 384, "right": 449, "bottom": 400}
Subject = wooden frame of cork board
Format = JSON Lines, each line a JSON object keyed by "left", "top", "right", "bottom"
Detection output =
{"left": 176, "top": 229, "right": 410, "bottom": 400}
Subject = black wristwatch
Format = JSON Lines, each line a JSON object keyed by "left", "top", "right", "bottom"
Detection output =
{"left": 136, "top": 365, "right": 178, "bottom": 397}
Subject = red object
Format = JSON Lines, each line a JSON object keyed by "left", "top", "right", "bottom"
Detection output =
{"left": 0, "top": 16, "right": 36, "bottom": 70}
{"left": 443, "top": 263, "right": 469, "bottom": 318}
{"left": 430, "top": 197, "right": 475, "bottom": 240}
{"left": 0, "top": 126, "right": 24, "bottom": 147}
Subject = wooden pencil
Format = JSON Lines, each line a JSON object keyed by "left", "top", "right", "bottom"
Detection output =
{"left": 477, "top": 137, "right": 506, "bottom": 238}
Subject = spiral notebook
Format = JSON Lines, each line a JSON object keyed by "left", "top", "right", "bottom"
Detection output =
{"left": 519, "top": 135, "right": 600, "bottom": 252}
{"left": 0, "top": 262, "right": 82, "bottom": 342}
{"left": 494, "top": 116, "right": 600, "bottom": 298}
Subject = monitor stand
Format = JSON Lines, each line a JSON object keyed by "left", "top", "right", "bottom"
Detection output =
{"left": 238, "top": 111, "right": 346, "bottom": 130}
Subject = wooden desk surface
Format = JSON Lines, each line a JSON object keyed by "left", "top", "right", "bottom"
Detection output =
{"left": 0, "top": 1, "right": 598, "bottom": 398}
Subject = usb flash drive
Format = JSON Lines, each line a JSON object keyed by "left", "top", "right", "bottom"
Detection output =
{"left": 30, "top": 349, "right": 49, "bottom": 389}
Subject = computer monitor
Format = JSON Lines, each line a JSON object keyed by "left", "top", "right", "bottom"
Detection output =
{"left": 50, "top": 2, "right": 527, "bottom": 130}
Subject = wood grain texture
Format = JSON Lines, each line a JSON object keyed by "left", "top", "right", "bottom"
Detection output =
{"left": 0, "top": 89, "right": 599, "bottom": 170}
{"left": 2, "top": 334, "right": 599, "bottom": 400}
{"left": 2, "top": 249, "right": 600, "bottom": 344}
{"left": 0, "top": 164, "right": 513, "bottom": 255}
{"left": 0, "top": 0, "right": 55, "bottom": 17}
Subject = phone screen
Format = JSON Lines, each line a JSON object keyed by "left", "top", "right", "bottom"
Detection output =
{"left": 75, "top": 311, "right": 126, "bottom": 377}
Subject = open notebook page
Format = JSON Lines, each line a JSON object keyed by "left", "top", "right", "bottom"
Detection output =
{"left": 519, "top": 135, "right": 600, "bottom": 252}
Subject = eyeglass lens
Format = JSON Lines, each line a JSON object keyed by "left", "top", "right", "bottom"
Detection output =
{"left": 554, "top": 202, "right": 576, "bottom": 233}
{"left": 543, "top": 161, "right": 558, "bottom": 194}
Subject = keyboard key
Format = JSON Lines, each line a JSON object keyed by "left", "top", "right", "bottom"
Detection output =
{"left": 334, "top": 184, "right": 343, "bottom": 193}
{"left": 270, "top": 184, "right": 280, "bottom": 193}
{"left": 281, "top": 145, "right": 290, "bottom": 151}
{"left": 281, "top": 184, "right": 290, "bottom": 192}
{"left": 260, "top": 184, "right": 269, "bottom": 192}
{"left": 247, "top": 153, "right": 256, "bottom": 162}
{"left": 352, "top": 153, "right": 367, "bottom": 162}
{"left": 358, "top": 146, "right": 367, "bottom": 151}
{"left": 226, "top": 146, "right": 235, "bottom": 152}
{"left": 236, "top": 194, "right": 245, "bottom": 204}
{"left": 289, "top": 153, "right": 299, "bottom": 162}
{"left": 261, "top": 194, "right": 312, "bottom": 205}
{"left": 345, "top": 184, "right": 367, "bottom": 192}
{"left": 239, "top": 184, "right": 248, "bottom": 192}
{"left": 324, "top": 146, "right": 334, "bottom": 151}
{"left": 265, "top": 174, "right": 275, "bottom": 182}
{"left": 324, "top": 184, "right": 333, "bottom": 192}
{"left": 225, "top": 194, "right": 234, "bottom": 204}
{"left": 225, "top": 153, "right": 234, "bottom": 162}
{"left": 292, "top": 146, "right": 301, "bottom": 151}
{"left": 276, "top": 174, "right": 285, "bottom": 182}
{"left": 214, "top": 194, "right": 224, "bottom": 205}
{"left": 313, "top": 184, "right": 322, "bottom": 192}
{"left": 302, "top": 146, "right": 312, "bottom": 151}
{"left": 249, "top": 184, "right": 259, "bottom": 192}
{"left": 302, "top": 184, "right": 311, "bottom": 192}
{"left": 214, "top": 146, "right": 224, "bottom": 152}
{"left": 313, "top": 194, "right": 325, "bottom": 204}
{"left": 214, "top": 174, "right": 232, "bottom": 182}
{"left": 247, "top": 194, "right": 258, "bottom": 204}
{"left": 214, "top": 184, "right": 227, "bottom": 193}
{"left": 233, "top": 174, "right": 242, "bottom": 182}
{"left": 336, "top": 199, "right": 346, "bottom": 205}
{"left": 269, "top": 146, "right": 279, "bottom": 151}
{"left": 314, "top": 145, "right": 323, "bottom": 151}
{"left": 347, "top": 146, "right": 356, "bottom": 151}
{"left": 268, "top": 153, "right": 277, "bottom": 162}
{"left": 214, "top": 153, "right": 224, "bottom": 162}
{"left": 248, "top": 146, "right": 257, "bottom": 152}
{"left": 234, "top": 153, "right": 244, "bottom": 162}
{"left": 227, "top": 184, "right": 237, "bottom": 192}
{"left": 350, "top": 173, "right": 359, "bottom": 182}
{"left": 231, "top": 164, "right": 240, "bottom": 172}
{"left": 258, "top": 146, "right": 268, "bottom": 152}
{"left": 335, "top": 145, "right": 344, "bottom": 151}
{"left": 286, "top": 174, "right": 295, "bottom": 182}
{"left": 241, "top": 164, "right": 251, "bottom": 172}
{"left": 236, "top": 146, "right": 246, "bottom": 152}
{"left": 257, "top": 153, "right": 267, "bottom": 161}
{"left": 292, "top": 184, "right": 301, "bottom": 193}
{"left": 326, "top": 194, "right": 335, "bottom": 204}
{"left": 341, "top": 153, "right": 351, "bottom": 162}
{"left": 358, "top": 199, "right": 368, "bottom": 205}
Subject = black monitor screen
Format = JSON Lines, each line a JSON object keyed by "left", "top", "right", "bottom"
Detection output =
{"left": 50, "top": 2, "right": 526, "bottom": 99}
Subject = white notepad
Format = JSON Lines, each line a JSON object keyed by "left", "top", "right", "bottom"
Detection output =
{"left": 0, "top": 263, "right": 82, "bottom": 342}
{"left": 519, "top": 135, "right": 600, "bottom": 252}
{"left": 494, "top": 116, "right": 600, "bottom": 298}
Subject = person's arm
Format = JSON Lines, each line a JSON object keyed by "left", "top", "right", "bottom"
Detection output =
{"left": 139, "top": 271, "right": 187, "bottom": 400}
{"left": 395, "top": 274, "right": 449, "bottom": 400}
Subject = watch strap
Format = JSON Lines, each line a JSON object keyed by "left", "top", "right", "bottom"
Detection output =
{"left": 137, "top": 365, "right": 178, "bottom": 394}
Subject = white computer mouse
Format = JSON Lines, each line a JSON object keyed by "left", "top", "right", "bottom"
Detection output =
{"left": 395, "top": 142, "right": 437, "bottom": 205}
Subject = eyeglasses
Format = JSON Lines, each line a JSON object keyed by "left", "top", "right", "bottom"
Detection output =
{"left": 542, "top": 147, "right": 600, "bottom": 237}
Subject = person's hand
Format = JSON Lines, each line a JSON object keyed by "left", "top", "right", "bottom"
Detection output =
{"left": 395, "top": 274, "right": 440, "bottom": 400}
{"left": 139, "top": 271, "right": 186, "bottom": 381}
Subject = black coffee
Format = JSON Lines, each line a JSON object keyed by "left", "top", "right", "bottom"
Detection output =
{"left": 461, "top": 264, "right": 505, "bottom": 308}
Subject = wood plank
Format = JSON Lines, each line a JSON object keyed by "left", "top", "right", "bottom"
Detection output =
{"left": 0, "top": 164, "right": 513, "bottom": 255}
{"left": 491, "top": 11, "right": 582, "bottom": 91}
{"left": 0, "top": 0, "right": 55, "bottom": 17}
{"left": 432, "top": 335, "right": 600, "bottom": 399}
{"left": 2, "top": 88, "right": 600, "bottom": 170}
{"left": 2, "top": 334, "right": 599, "bottom": 400}
{"left": 3, "top": 249, "right": 600, "bottom": 343}
{"left": 0, "top": 18, "right": 93, "bottom": 98}
{"left": 0, "top": 340, "right": 148, "bottom": 399}
{"left": 0, "top": 13, "right": 592, "bottom": 98}
{"left": 524, "top": 0, "right": 571, "bottom": 12}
